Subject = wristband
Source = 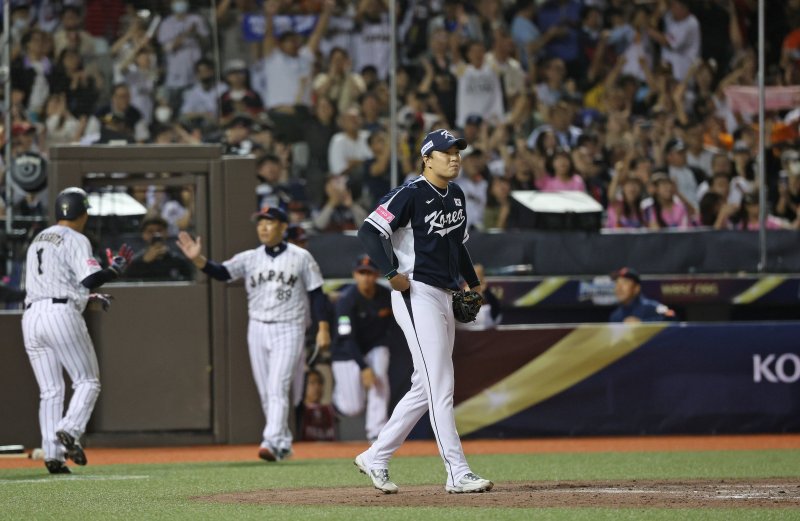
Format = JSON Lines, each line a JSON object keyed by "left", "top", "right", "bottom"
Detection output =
{"left": 384, "top": 269, "right": 398, "bottom": 280}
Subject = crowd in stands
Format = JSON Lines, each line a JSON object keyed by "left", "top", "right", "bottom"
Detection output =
{"left": 2, "top": 0, "right": 800, "bottom": 236}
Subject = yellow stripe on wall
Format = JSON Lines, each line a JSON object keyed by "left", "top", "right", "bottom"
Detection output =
{"left": 514, "top": 277, "right": 570, "bottom": 306}
{"left": 732, "top": 276, "right": 786, "bottom": 304}
{"left": 455, "top": 324, "right": 667, "bottom": 435}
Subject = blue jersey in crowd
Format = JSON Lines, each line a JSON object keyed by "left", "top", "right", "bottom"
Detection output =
{"left": 331, "top": 283, "right": 394, "bottom": 369}
{"left": 364, "top": 176, "right": 473, "bottom": 291}
{"left": 609, "top": 294, "right": 676, "bottom": 323}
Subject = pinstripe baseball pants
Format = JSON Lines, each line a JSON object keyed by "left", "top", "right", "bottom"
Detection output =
{"left": 332, "top": 346, "right": 390, "bottom": 440}
{"left": 22, "top": 301, "right": 101, "bottom": 462}
{"left": 247, "top": 319, "right": 305, "bottom": 451}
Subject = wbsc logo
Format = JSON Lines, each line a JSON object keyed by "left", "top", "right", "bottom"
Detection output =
{"left": 753, "top": 354, "right": 800, "bottom": 383}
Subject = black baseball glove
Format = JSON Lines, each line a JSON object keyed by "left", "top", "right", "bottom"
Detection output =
{"left": 452, "top": 290, "right": 483, "bottom": 323}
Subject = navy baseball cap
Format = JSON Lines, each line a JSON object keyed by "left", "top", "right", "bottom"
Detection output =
{"left": 420, "top": 129, "right": 467, "bottom": 157}
{"left": 612, "top": 267, "right": 641, "bottom": 285}
{"left": 353, "top": 254, "right": 379, "bottom": 274}
{"left": 252, "top": 206, "right": 288, "bottom": 223}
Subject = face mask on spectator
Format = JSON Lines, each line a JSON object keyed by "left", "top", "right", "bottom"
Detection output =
{"left": 13, "top": 19, "right": 29, "bottom": 31}
{"left": 229, "top": 90, "right": 245, "bottom": 101}
{"left": 172, "top": 1, "right": 189, "bottom": 14}
{"left": 155, "top": 106, "right": 172, "bottom": 123}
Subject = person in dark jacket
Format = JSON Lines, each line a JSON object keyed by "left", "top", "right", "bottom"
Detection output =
{"left": 609, "top": 267, "right": 676, "bottom": 323}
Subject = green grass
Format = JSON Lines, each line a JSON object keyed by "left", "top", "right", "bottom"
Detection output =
{"left": 1, "top": 450, "right": 799, "bottom": 520}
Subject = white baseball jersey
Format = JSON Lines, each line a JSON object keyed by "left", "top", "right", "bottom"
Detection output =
{"left": 25, "top": 225, "right": 102, "bottom": 312}
{"left": 223, "top": 243, "right": 323, "bottom": 323}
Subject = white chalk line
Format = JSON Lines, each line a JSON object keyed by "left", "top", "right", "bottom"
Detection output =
{"left": 0, "top": 475, "right": 149, "bottom": 485}
{"left": 546, "top": 486, "right": 800, "bottom": 500}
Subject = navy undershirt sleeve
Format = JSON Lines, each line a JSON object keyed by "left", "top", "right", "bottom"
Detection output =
{"left": 81, "top": 268, "right": 119, "bottom": 289}
{"left": 458, "top": 243, "right": 480, "bottom": 289}
{"left": 201, "top": 260, "right": 232, "bottom": 281}
{"left": 357, "top": 224, "right": 395, "bottom": 275}
{"left": 308, "top": 287, "right": 328, "bottom": 324}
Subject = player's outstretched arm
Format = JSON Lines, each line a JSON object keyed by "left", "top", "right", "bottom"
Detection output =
{"left": 176, "top": 231, "right": 233, "bottom": 281}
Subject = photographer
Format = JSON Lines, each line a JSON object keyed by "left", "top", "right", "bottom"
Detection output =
{"left": 125, "top": 216, "right": 194, "bottom": 281}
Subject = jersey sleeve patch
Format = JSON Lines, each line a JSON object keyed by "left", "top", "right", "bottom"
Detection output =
{"left": 87, "top": 258, "right": 100, "bottom": 268}
{"left": 375, "top": 205, "right": 394, "bottom": 223}
{"left": 337, "top": 316, "right": 352, "bottom": 336}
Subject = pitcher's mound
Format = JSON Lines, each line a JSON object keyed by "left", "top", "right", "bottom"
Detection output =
{"left": 198, "top": 478, "right": 800, "bottom": 509}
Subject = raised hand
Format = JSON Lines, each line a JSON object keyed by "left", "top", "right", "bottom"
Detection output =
{"left": 106, "top": 244, "right": 134, "bottom": 275}
{"left": 176, "top": 231, "right": 202, "bottom": 260}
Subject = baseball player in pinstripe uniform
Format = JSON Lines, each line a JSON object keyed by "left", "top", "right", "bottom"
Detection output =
{"left": 354, "top": 129, "right": 493, "bottom": 494}
{"left": 176, "top": 206, "right": 330, "bottom": 461}
{"left": 331, "top": 255, "right": 394, "bottom": 442}
{"left": 22, "top": 187, "right": 132, "bottom": 474}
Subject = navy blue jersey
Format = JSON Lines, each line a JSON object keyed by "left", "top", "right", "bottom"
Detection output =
{"left": 609, "top": 294, "right": 677, "bottom": 322}
{"left": 364, "top": 176, "right": 470, "bottom": 291}
{"left": 331, "top": 283, "right": 394, "bottom": 368}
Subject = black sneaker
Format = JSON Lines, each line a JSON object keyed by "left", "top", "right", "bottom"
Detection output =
{"left": 45, "top": 460, "right": 71, "bottom": 474}
{"left": 56, "top": 430, "right": 87, "bottom": 466}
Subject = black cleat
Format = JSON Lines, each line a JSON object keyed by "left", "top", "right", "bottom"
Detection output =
{"left": 45, "top": 460, "right": 71, "bottom": 474}
{"left": 56, "top": 430, "right": 87, "bottom": 466}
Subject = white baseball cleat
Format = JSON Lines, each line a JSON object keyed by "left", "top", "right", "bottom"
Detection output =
{"left": 445, "top": 472, "right": 494, "bottom": 493}
{"left": 354, "top": 453, "right": 398, "bottom": 494}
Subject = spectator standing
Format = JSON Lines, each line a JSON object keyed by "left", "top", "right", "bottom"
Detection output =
{"left": 48, "top": 49, "right": 99, "bottom": 119}
{"left": 260, "top": 0, "right": 332, "bottom": 112}
{"left": 419, "top": 28, "right": 458, "bottom": 127}
{"left": 157, "top": 0, "right": 209, "bottom": 113}
{"left": 303, "top": 97, "right": 339, "bottom": 209}
{"left": 353, "top": 0, "right": 392, "bottom": 80}
{"left": 535, "top": 0, "right": 583, "bottom": 78}
{"left": 648, "top": 0, "right": 701, "bottom": 81}
{"left": 11, "top": 29, "right": 52, "bottom": 116}
{"left": 456, "top": 148, "right": 489, "bottom": 230}
{"left": 454, "top": 40, "right": 504, "bottom": 128}
{"left": 328, "top": 106, "right": 373, "bottom": 177}
{"left": 179, "top": 58, "right": 228, "bottom": 124}
{"left": 313, "top": 47, "right": 366, "bottom": 114}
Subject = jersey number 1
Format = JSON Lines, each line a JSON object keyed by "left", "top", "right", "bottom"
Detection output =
{"left": 36, "top": 248, "right": 44, "bottom": 275}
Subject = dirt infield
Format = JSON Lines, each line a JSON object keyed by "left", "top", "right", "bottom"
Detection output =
{"left": 198, "top": 478, "right": 800, "bottom": 509}
{"left": 2, "top": 434, "right": 800, "bottom": 470}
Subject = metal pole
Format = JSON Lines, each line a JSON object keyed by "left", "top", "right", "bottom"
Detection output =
{"left": 4, "top": 0, "right": 13, "bottom": 277}
{"left": 388, "top": 0, "right": 398, "bottom": 188}
{"left": 757, "top": 0, "right": 767, "bottom": 272}
{"left": 209, "top": 0, "right": 223, "bottom": 126}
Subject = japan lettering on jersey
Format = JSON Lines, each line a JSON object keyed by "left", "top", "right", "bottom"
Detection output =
{"left": 223, "top": 243, "right": 323, "bottom": 322}
{"left": 24, "top": 225, "right": 102, "bottom": 311}
{"left": 365, "top": 176, "right": 469, "bottom": 291}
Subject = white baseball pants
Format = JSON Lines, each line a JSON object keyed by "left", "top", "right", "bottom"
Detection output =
{"left": 332, "top": 346, "right": 390, "bottom": 440}
{"left": 247, "top": 320, "right": 304, "bottom": 451}
{"left": 22, "top": 301, "right": 101, "bottom": 462}
{"left": 364, "top": 280, "right": 470, "bottom": 488}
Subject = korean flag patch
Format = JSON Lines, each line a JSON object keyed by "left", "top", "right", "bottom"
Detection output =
{"left": 454, "top": 198, "right": 462, "bottom": 207}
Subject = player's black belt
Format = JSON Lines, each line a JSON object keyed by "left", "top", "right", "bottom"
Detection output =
{"left": 25, "top": 298, "right": 69, "bottom": 309}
